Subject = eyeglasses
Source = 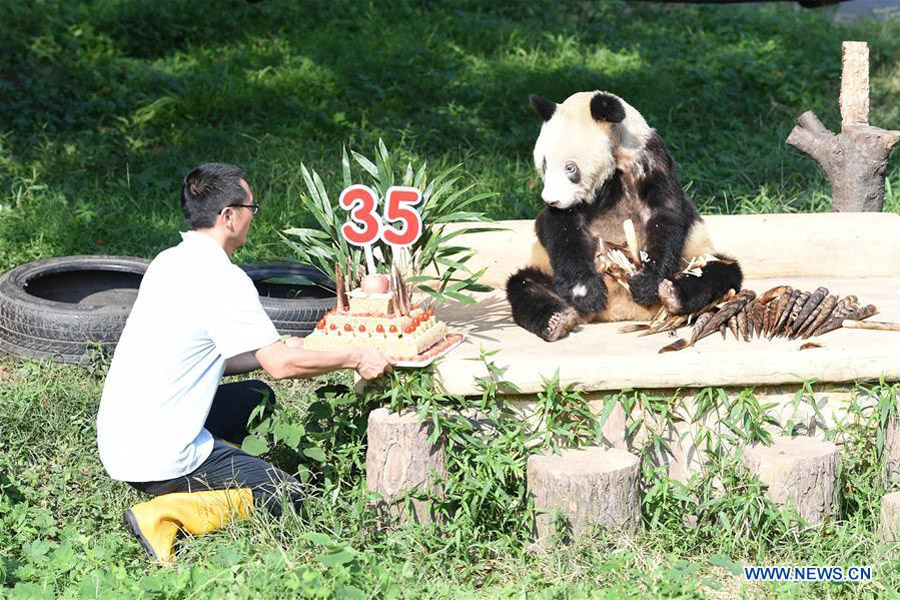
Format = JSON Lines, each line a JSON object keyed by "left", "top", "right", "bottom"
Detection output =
{"left": 221, "top": 203, "right": 259, "bottom": 215}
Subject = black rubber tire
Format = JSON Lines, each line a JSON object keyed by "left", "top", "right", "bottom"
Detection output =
{"left": 0, "top": 255, "right": 150, "bottom": 365}
{"left": 240, "top": 263, "right": 336, "bottom": 337}
{"left": 0, "top": 257, "right": 336, "bottom": 365}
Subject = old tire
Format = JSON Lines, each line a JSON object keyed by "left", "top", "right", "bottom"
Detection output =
{"left": 0, "top": 255, "right": 149, "bottom": 365}
{"left": 0, "top": 257, "right": 336, "bottom": 365}
{"left": 240, "top": 263, "right": 336, "bottom": 337}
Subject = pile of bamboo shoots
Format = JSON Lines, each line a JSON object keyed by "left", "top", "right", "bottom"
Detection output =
{"left": 627, "top": 285, "right": 886, "bottom": 353}
{"left": 606, "top": 220, "right": 895, "bottom": 353}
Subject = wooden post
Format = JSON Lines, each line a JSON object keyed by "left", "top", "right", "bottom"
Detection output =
{"left": 884, "top": 405, "right": 900, "bottom": 487}
{"left": 742, "top": 436, "right": 840, "bottom": 524}
{"left": 839, "top": 41, "right": 870, "bottom": 127}
{"left": 879, "top": 491, "right": 900, "bottom": 542}
{"left": 527, "top": 446, "right": 641, "bottom": 543}
{"left": 786, "top": 41, "right": 900, "bottom": 212}
{"left": 366, "top": 408, "right": 445, "bottom": 524}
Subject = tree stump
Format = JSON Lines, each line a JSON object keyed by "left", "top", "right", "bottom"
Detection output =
{"left": 366, "top": 408, "right": 445, "bottom": 524}
{"left": 742, "top": 436, "right": 840, "bottom": 524}
{"left": 786, "top": 41, "right": 900, "bottom": 212}
{"left": 883, "top": 409, "right": 900, "bottom": 486}
{"left": 527, "top": 446, "right": 641, "bottom": 543}
{"left": 879, "top": 491, "right": 900, "bottom": 542}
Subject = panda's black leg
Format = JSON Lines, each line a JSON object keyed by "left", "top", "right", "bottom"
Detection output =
{"left": 506, "top": 267, "right": 581, "bottom": 342}
{"left": 658, "top": 257, "right": 743, "bottom": 315}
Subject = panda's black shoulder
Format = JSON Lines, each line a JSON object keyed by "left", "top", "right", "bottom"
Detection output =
{"left": 635, "top": 132, "right": 694, "bottom": 213}
{"left": 641, "top": 132, "right": 676, "bottom": 173}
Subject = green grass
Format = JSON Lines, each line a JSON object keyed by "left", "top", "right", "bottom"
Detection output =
{"left": 3, "top": 359, "right": 900, "bottom": 599}
{"left": 3, "top": 1, "right": 900, "bottom": 598}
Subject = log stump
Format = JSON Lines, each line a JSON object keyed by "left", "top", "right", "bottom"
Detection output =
{"left": 883, "top": 407, "right": 900, "bottom": 486}
{"left": 742, "top": 436, "right": 840, "bottom": 524}
{"left": 527, "top": 446, "right": 641, "bottom": 543}
{"left": 366, "top": 408, "right": 445, "bottom": 524}
{"left": 879, "top": 491, "right": 900, "bottom": 542}
{"left": 786, "top": 41, "right": 900, "bottom": 212}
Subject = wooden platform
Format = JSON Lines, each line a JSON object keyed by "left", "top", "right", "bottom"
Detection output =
{"left": 427, "top": 213, "right": 900, "bottom": 397}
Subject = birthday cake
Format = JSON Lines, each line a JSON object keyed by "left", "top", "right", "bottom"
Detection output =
{"left": 302, "top": 264, "right": 455, "bottom": 362}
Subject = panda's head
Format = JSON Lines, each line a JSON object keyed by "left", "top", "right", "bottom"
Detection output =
{"left": 530, "top": 90, "right": 652, "bottom": 210}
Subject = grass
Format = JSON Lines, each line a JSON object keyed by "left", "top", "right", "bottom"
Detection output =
{"left": 3, "top": 359, "right": 900, "bottom": 599}
{"left": 2, "top": 1, "right": 900, "bottom": 598}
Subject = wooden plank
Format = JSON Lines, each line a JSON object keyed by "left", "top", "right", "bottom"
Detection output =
{"left": 432, "top": 276, "right": 900, "bottom": 396}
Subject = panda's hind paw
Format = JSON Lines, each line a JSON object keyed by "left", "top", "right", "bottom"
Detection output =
{"left": 658, "top": 279, "right": 684, "bottom": 314}
{"left": 544, "top": 308, "right": 580, "bottom": 342}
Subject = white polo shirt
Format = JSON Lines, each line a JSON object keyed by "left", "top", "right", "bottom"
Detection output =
{"left": 96, "top": 231, "right": 280, "bottom": 482}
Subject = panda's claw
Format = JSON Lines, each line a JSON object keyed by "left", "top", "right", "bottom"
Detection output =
{"left": 544, "top": 308, "right": 580, "bottom": 342}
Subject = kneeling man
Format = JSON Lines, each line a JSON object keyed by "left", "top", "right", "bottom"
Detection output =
{"left": 96, "top": 163, "right": 391, "bottom": 564}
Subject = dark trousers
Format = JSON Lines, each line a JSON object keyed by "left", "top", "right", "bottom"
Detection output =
{"left": 127, "top": 380, "right": 302, "bottom": 517}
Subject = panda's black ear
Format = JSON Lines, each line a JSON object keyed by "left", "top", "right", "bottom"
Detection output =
{"left": 529, "top": 95, "right": 556, "bottom": 122}
{"left": 590, "top": 92, "right": 625, "bottom": 123}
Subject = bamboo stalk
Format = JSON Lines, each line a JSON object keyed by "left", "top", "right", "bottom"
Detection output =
{"left": 335, "top": 263, "right": 348, "bottom": 311}
{"left": 841, "top": 320, "right": 900, "bottom": 332}
{"left": 623, "top": 219, "right": 641, "bottom": 267}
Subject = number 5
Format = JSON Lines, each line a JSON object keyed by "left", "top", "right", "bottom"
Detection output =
{"left": 339, "top": 185, "right": 381, "bottom": 246}
{"left": 381, "top": 186, "right": 423, "bottom": 246}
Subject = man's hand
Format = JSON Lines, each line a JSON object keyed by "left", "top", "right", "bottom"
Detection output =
{"left": 284, "top": 336, "right": 304, "bottom": 349}
{"left": 352, "top": 348, "right": 393, "bottom": 380}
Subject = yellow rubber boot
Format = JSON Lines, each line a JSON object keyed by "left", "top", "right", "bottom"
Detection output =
{"left": 124, "top": 489, "right": 254, "bottom": 565}
{"left": 124, "top": 502, "right": 180, "bottom": 565}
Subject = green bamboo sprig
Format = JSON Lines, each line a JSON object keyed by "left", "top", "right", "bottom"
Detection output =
{"left": 284, "top": 140, "right": 498, "bottom": 305}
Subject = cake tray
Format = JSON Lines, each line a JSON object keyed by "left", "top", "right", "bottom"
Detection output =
{"left": 392, "top": 333, "right": 465, "bottom": 368}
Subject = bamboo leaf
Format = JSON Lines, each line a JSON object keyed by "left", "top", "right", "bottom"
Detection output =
{"left": 403, "top": 161, "right": 414, "bottom": 186}
{"left": 377, "top": 138, "right": 394, "bottom": 190}
{"left": 413, "top": 161, "right": 428, "bottom": 189}
{"left": 351, "top": 150, "right": 379, "bottom": 178}
{"left": 434, "top": 256, "right": 473, "bottom": 273}
{"left": 441, "top": 290, "right": 479, "bottom": 304}
{"left": 341, "top": 145, "right": 353, "bottom": 190}
{"left": 283, "top": 227, "right": 331, "bottom": 239}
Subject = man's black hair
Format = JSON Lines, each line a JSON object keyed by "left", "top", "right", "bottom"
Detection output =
{"left": 181, "top": 163, "right": 247, "bottom": 229}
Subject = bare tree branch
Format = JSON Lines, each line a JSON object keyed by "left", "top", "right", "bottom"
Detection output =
{"left": 786, "top": 125, "right": 832, "bottom": 165}
{"left": 796, "top": 111, "right": 833, "bottom": 137}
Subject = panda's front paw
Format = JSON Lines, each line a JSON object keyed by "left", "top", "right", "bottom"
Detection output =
{"left": 628, "top": 269, "right": 662, "bottom": 305}
{"left": 566, "top": 275, "right": 608, "bottom": 316}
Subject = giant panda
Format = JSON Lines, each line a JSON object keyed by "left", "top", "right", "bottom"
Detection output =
{"left": 506, "top": 90, "right": 743, "bottom": 342}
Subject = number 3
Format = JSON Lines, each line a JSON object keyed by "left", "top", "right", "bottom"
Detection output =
{"left": 381, "top": 186, "right": 423, "bottom": 246}
{"left": 338, "top": 185, "right": 381, "bottom": 246}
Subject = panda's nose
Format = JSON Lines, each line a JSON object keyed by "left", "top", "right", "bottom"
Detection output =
{"left": 544, "top": 199, "right": 560, "bottom": 208}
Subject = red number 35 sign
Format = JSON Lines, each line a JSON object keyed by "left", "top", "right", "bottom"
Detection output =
{"left": 338, "top": 185, "right": 423, "bottom": 248}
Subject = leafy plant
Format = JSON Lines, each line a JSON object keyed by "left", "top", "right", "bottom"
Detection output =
{"left": 282, "top": 140, "right": 498, "bottom": 305}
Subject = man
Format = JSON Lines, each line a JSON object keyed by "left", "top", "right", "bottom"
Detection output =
{"left": 96, "top": 162, "right": 392, "bottom": 564}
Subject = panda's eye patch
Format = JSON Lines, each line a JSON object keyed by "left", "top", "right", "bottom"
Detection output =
{"left": 565, "top": 161, "right": 580, "bottom": 183}
{"left": 542, "top": 157, "right": 547, "bottom": 176}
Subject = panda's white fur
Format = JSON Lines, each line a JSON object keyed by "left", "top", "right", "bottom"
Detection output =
{"left": 507, "top": 90, "right": 743, "bottom": 341}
